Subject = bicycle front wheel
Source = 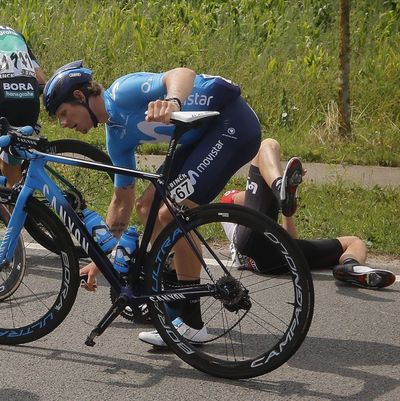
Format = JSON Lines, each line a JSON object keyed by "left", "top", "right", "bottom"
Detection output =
{"left": 0, "top": 197, "right": 80, "bottom": 345}
{"left": 0, "top": 204, "right": 26, "bottom": 301}
{"left": 145, "top": 204, "right": 314, "bottom": 379}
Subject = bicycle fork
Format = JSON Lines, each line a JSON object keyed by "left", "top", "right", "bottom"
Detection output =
{"left": 0, "top": 185, "right": 31, "bottom": 266}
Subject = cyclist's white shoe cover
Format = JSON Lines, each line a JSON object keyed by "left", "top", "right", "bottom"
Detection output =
{"left": 138, "top": 317, "right": 208, "bottom": 348}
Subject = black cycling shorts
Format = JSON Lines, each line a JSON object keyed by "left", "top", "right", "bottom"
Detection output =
{"left": 295, "top": 238, "right": 343, "bottom": 269}
{"left": 235, "top": 165, "right": 343, "bottom": 272}
{"left": 165, "top": 96, "right": 261, "bottom": 204}
{"left": 236, "top": 233, "right": 343, "bottom": 273}
{"left": 0, "top": 76, "right": 40, "bottom": 127}
{"left": 242, "top": 164, "right": 279, "bottom": 221}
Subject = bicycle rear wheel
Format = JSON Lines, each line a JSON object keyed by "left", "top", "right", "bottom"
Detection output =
{"left": 25, "top": 139, "right": 114, "bottom": 257}
{"left": 0, "top": 197, "right": 80, "bottom": 345}
{"left": 145, "top": 203, "right": 314, "bottom": 379}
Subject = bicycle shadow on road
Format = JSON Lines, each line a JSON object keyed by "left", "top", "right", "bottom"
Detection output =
{"left": 2, "top": 334, "right": 400, "bottom": 400}
{"left": 284, "top": 335, "right": 400, "bottom": 400}
{"left": 0, "top": 389, "right": 40, "bottom": 401}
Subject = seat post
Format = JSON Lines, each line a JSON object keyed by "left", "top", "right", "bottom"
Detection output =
{"left": 159, "top": 124, "right": 188, "bottom": 184}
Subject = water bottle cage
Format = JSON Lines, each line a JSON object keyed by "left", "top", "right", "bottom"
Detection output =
{"left": 114, "top": 246, "right": 136, "bottom": 271}
{"left": 115, "top": 246, "right": 132, "bottom": 261}
{"left": 92, "top": 225, "right": 116, "bottom": 248}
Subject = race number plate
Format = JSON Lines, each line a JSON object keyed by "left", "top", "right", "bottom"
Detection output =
{"left": 168, "top": 174, "right": 194, "bottom": 203}
{"left": 0, "top": 51, "right": 35, "bottom": 77}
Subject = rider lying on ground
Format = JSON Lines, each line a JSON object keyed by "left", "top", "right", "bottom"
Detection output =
{"left": 220, "top": 138, "right": 396, "bottom": 289}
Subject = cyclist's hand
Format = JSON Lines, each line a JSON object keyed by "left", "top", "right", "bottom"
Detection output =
{"left": 145, "top": 99, "right": 180, "bottom": 124}
{"left": 80, "top": 262, "right": 99, "bottom": 292}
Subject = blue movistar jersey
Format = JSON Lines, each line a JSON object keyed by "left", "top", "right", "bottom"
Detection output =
{"left": 103, "top": 72, "right": 241, "bottom": 186}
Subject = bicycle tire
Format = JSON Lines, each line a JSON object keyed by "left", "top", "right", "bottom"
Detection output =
{"left": 0, "top": 197, "right": 80, "bottom": 345}
{"left": 24, "top": 139, "right": 113, "bottom": 258}
{"left": 144, "top": 203, "right": 314, "bottom": 379}
{"left": 0, "top": 204, "right": 26, "bottom": 301}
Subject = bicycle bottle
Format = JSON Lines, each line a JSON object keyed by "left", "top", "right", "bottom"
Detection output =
{"left": 82, "top": 208, "right": 117, "bottom": 254}
{"left": 113, "top": 226, "right": 139, "bottom": 274}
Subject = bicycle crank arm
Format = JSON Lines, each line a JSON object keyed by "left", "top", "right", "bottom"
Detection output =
{"left": 85, "top": 297, "right": 127, "bottom": 346}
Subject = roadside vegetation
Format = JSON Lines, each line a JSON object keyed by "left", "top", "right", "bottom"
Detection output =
{"left": 2, "top": 0, "right": 400, "bottom": 254}
{"left": 298, "top": 182, "right": 400, "bottom": 256}
{"left": 3, "top": 0, "right": 400, "bottom": 164}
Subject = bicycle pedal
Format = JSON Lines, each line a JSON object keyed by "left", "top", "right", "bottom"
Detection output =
{"left": 85, "top": 327, "right": 100, "bottom": 347}
{"left": 85, "top": 337, "right": 96, "bottom": 347}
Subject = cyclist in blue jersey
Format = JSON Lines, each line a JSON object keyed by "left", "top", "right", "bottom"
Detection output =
{"left": 0, "top": 25, "right": 46, "bottom": 185}
{"left": 43, "top": 61, "right": 261, "bottom": 343}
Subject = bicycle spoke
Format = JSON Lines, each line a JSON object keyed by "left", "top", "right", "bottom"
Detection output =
{"left": 147, "top": 204, "right": 314, "bottom": 378}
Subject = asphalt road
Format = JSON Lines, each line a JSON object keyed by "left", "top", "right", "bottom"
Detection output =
{"left": 1, "top": 255, "right": 400, "bottom": 401}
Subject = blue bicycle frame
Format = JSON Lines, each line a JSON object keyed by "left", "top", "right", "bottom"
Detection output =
{"left": 0, "top": 119, "right": 217, "bottom": 306}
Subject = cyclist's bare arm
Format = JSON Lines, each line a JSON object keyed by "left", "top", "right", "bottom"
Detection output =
{"left": 146, "top": 67, "right": 196, "bottom": 124}
{"left": 106, "top": 185, "right": 135, "bottom": 239}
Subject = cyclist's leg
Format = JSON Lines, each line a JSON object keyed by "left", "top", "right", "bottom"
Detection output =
{"left": 237, "top": 163, "right": 280, "bottom": 220}
{"left": 255, "top": 138, "right": 285, "bottom": 199}
{"left": 331, "top": 236, "right": 395, "bottom": 288}
{"left": 220, "top": 139, "right": 283, "bottom": 254}
{"left": 239, "top": 138, "right": 303, "bottom": 219}
{"left": 235, "top": 236, "right": 343, "bottom": 275}
{"left": 296, "top": 238, "right": 343, "bottom": 269}
{"left": 219, "top": 138, "right": 283, "bottom": 210}
{"left": 157, "top": 97, "right": 261, "bottom": 327}
{"left": 336, "top": 236, "right": 367, "bottom": 264}
{"left": 220, "top": 157, "right": 281, "bottom": 272}
{"left": 136, "top": 98, "right": 262, "bottom": 333}
{"left": 0, "top": 203, "right": 26, "bottom": 301}
{"left": 0, "top": 154, "right": 22, "bottom": 187}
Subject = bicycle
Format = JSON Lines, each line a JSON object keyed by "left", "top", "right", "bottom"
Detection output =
{"left": 0, "top": 112, "right": 314, "bottom": 379}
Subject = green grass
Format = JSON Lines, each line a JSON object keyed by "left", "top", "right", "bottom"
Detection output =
{"left": 2, "top": 0, "right": 400, "bottom": 165}
{"left": 2, "top": 1, "right": 400, "bottom": 254}
{"left": 296, "top": 182, "right": 400, "bottom": 256}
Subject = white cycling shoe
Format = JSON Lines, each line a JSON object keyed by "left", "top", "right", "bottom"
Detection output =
{"left": 138, "top": 317, "right": 208, "bottom": 348}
